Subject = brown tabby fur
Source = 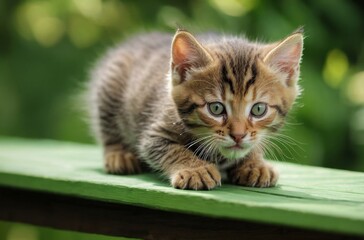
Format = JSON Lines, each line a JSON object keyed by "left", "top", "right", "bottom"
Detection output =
{"left": 87, "top": 28, "right": 303, "bottom": 190}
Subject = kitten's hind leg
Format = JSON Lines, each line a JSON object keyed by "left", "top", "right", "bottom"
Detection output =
{"left": 104, "top": 144, "right": 142, "bottom": 174}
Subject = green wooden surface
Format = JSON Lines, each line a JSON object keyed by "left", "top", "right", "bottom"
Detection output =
{"left": 0, "top": 138, "right": 363, "bottom": 236}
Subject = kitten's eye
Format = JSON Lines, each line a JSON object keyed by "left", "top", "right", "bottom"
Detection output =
{"left": 208, "top": 102, "right": 225, "bottom": 116}
{"left": 251, "top": 102, "right": 267, "bottom": 118}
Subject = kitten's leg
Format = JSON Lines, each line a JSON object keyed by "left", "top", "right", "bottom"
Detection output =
{"left": 229, "top": 150, "right": 279, "bottom": 187}
{"left": 140, "top": 135, "right": 221, "bottom": 190}
{"left": 104, "top": 144, "right": 142, "bottom": 174}
{"left": 94, "top": 83, "right": 142, "bottom": 174}
{"left": 98, "top": 113, "right": 142, "bottom": 174}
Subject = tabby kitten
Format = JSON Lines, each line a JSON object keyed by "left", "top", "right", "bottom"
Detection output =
{"left": 88, "top": 28, "right": 303, "bottom": 190}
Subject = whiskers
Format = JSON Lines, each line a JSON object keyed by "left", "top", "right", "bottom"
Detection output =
{"left": 183, "top": 132, "right": 223, "bottom": 164}
{"left": 257, "top": 131, "right": 305, "bottom": 163}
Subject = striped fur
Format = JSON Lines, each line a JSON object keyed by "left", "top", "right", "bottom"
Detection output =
{"left": 87, "top": 29, "right": 303, "bottom": 190}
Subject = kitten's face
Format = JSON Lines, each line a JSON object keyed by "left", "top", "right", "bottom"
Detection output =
{"left": 171, "top": 30, "right": 303, "bottom": 160}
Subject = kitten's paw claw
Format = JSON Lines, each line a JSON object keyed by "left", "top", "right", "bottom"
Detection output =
{"left": 171, "top": 164, "right": 221, "bottom": 190}
{"left": 231, "top": 161, "right": 278, "bottom": 188}
{"left": 104, "top": 147, "right": 141, "bottom": 175}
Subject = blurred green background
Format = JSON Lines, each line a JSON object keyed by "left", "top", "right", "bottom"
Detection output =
{"left": 1, "top": 0, "right": 364, "bottom": 239}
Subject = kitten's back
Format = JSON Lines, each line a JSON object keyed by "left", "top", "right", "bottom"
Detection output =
{"left": 88, "top": 33, "right": 174, "bottom": 147}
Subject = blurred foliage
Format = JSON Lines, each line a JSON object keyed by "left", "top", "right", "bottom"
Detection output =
{"left": 1, "top": 0, "right": 364, "bottom": 171}
{"left": 1, "top": 1, "right": 364, "bottom": 239}
{"left": 0, "top": 221, "right": 136, "bottom": 240}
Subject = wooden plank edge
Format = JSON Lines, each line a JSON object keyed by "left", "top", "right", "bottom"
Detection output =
{"left": 1, "top": 186, "right": 362, "bottom": 240}
{"left": 0, "top": 172, "right": 364, "bottom": 237}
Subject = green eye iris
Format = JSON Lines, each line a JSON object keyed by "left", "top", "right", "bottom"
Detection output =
{"left": 208, "top": 102, "right": 225, "bottom": 116}
{"left": 251, "top": 102, "right": 267, "bottom": 118}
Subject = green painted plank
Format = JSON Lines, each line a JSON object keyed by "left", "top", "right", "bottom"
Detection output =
{"left": 0, "top": 137, "right": 363, "bottom": 236}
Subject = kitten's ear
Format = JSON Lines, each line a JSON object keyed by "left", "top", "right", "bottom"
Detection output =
{"left": 263, "top": 30, "right": 303, "bottom": 86}
{"left": 171, "top": 30, "right": 212, "bottom": 83}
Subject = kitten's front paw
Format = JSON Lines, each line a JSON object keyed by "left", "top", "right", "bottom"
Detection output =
{"left": 230, "top": 160, "right": 279, "bottom": 188}
{"left": 171, "top": 164, "right": 221, "bottom": 190}
{"left": 104, "top": 147, "right": 141, "bottom": 174}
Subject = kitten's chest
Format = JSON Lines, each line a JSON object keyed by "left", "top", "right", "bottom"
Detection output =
{"left": 217, "top": 158, "right": 240, "bottom": 170}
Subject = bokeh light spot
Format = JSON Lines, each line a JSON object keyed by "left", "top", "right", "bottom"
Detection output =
{"left": 323, "top": 49, "right": 349, "bottom": 88}
{"left": 73, "top": 0, "right": 102, "bottom": 20}
{"left": 209, "top": 0, "right": 258, "bottom": 17}
{"left": 346, "top": 71, "right": 364, "bottom": 105}
{"left": 14, "top": 1, "right": 64, "bottom": 46}
{"left": 32, "top": 17, "right": 64, "bottom": 47}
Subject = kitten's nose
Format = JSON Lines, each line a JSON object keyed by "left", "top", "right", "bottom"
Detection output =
{"left": 229, "top": 133, "right": 247, "bottom": 143}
